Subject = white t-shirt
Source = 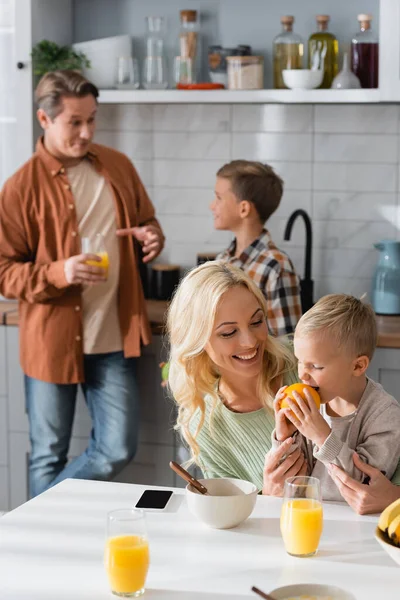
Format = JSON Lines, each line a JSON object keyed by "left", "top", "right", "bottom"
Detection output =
{"left": 67, "top": 159, "right": 122, "bottom": 354}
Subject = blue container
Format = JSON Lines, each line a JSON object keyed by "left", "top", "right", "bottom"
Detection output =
{"left": 372, "top": 240, "right": 400, "bottom": 315}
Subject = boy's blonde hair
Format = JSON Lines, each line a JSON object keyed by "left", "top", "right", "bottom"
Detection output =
{"left": 167, "top": 261, "right": 296, "bottom": 463}
{"left": 216, "top": 160, "right": 283, "bottom": 223}
{"left": 296, "top": 294, "right": 377, "bottom": 360}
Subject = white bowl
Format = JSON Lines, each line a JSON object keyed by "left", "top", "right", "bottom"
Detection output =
{"left": 186, "top": 477, "right": 257, "bottom": 529}
{"left": 375, "top": 526, "right": 400, "bottom": 566}
{"left": 72, "top": 35, "right": 132, "bottom": 88}
{"left": 282, "top": 69, "right": 324, "bottom": 90}
{"left": 269, "top": 583, "right": 356, "bottom": 600}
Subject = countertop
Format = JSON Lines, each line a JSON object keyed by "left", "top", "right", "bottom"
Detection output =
{"left": 1, "top": 301, "right": 400, "bottom": 348}
{"left": 0, "top": 299, "right": 168, "bottom": 334}
{"left": 0, "top": 478, "right": 389, "bottom": 600}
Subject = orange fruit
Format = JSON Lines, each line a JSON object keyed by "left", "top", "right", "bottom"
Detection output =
{"left": 280, "top": 383, "right": 321, "bottom": 410}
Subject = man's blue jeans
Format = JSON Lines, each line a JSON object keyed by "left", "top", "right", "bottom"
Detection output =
{"left": 25, "top": 351, "right": 139, "bottom": 498}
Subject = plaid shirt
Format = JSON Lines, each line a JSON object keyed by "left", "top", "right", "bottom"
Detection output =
{"left": 217, "top": 229, "right": 302, "bottom": 337}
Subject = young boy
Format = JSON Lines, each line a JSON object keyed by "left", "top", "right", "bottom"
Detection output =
{"left": 211, "top": 160, "right": 301, "bottom": 337}
{"left": 272, "top": 294, "right": 400, "bottom": 502}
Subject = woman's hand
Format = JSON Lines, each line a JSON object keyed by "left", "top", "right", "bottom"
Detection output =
{"left": 285, "top": 389, "right": 331, "bottom": 448}
{"left": 262, "top": 438, "right": 307, "bottom": 497}
{"left": 273, "top": 386, "right": 297, "bottom": 442}
{"left": 328, "top": 453, "right": 400, "bottom": 515}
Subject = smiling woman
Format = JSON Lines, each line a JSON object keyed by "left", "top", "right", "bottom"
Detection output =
{"left": 167, "top": 262, "right": 302, "bottom": 492}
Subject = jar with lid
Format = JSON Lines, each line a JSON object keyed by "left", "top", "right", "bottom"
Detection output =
{"left": 179, "top": 10, "right": 199, "bottom": 81}
{"left": 273, "top": 16, "right": 304, "bottom": 89}
{"left": 351, "top": 13, "right": 379, "bottom": 88}
{"left": 208, "top": 45, "right": 252, "bottom": 87}
{"left": 143, "top": 16, "right": 168, "bottom": 89}
{"left": 308, "top": 15, "right": 338, "bottom": 89}
{"left": 227, "top": 56, "right": 263, "bottom": 90}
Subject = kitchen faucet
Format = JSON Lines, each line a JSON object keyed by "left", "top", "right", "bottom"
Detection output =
{"left": 284, "top": 209, "right": 314, "bottom": 313}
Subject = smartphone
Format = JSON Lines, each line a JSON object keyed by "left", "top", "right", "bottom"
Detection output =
{"left": 135, "top": 489, "right": 173, "bottom": 510}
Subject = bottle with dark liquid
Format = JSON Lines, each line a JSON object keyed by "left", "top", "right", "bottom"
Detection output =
{"left": 273, "top": 16, "right": 304, "bottom": 89}
{"left": 351, "top": 13, "right": 379, "bottom": 89}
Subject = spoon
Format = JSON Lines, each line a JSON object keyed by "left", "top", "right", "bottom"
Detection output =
{"left": 251, "top": 586, "right": 276, "bottom": 600}
{"left": 169, "top": 461, "right": 209, "bottom": 495}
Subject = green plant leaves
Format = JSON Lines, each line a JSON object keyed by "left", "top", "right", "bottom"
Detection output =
{"left": 31, "top": 39, "right": 91, "bottom": 77}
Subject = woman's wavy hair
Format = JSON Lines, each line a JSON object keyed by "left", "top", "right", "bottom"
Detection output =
{"left": 167, "top": 261, "right": 296, "bottom": 464}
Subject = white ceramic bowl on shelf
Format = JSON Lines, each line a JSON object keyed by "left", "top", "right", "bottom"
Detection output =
{"left": 375, "top": 527, "right": 400, "bottom": 566}
{"left": 282, "top": 68, "right": 324, "bottom": 90}
{"left": 186, "top": 477, "right": 257, "bottom": 529}
{"left": 269, "top": 583, "right": 356, "bottom": 600}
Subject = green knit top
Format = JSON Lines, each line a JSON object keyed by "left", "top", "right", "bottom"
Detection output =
{"left": 189, "top": 370, "right": 298, "bottom": 492}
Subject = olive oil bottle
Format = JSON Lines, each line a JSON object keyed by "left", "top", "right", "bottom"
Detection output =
{"left": 308, "top": 15, "right": 339, "bottom": 89}
{"left": 273, "top": 16, "right": 304, "bottom": 89}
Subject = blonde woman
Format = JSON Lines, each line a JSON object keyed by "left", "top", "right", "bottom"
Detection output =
{"left": 167, "top": 261, "right": 307, "bottom": 493}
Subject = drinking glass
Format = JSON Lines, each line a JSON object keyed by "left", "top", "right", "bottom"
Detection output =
{"left": 143, "top": 16, "right": 168, "bottom": 89}
{"left": 280, "top": 476, "right": 323, "bottom": 557}
{"left": 104, "top": 509, "right": 150, "bottom": 598}
{"left": 116, "top": 56, "right": 140, "bottom": 89}
{"left": 81, "top": 233, "right": 109, "bottom": 278}
{"left": 173, "top": 56, "right": 193, "bottom": 86}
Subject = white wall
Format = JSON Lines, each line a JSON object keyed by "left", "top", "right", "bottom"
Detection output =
{"left": 95, "top": 102, "right": 399, "bottom": 300}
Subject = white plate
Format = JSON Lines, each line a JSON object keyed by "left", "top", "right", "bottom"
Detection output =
{"left": 269, "top": 583, "right": 356, "bottom": 600}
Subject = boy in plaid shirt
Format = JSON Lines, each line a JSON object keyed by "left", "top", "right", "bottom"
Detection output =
{"left": 212, "top": 160, "right": 301, "bottom": 337}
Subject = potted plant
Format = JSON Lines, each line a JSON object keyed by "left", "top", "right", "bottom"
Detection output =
{"left": 31, "top": 39, "right": 90, "bottom": 77}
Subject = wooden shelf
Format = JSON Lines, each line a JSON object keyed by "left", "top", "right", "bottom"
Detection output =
{"left": 98, "top": 88, "right": 382, "bottom": 104}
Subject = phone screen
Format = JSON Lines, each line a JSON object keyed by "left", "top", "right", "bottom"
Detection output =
{"left": 135, "top": 489, "right": 173, "bottom": 510}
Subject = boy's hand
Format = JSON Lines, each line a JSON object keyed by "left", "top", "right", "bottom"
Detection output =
{"left": 284, "top": 388, "right": 331, "bottom": 448}
{"left": 274, "top": 386, "right": 298, "bottom": 442}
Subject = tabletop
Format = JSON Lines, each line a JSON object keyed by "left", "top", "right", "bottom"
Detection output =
{"left": 0, "top": 479, "right": 397, "bottom": 600}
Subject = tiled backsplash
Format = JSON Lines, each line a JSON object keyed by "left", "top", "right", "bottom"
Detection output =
{"left": 96, "top": 103, "right": 400, "bottom": 300}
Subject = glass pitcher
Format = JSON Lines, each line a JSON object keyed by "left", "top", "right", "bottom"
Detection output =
{"left": 371, "top": 240, "right": 400, "bottom": 315}
{"left": 143, "top": 16, "right": 168, "bottom": 89}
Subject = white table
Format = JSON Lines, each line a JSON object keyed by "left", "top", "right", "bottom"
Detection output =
{"left": 0, "top": 479, "right": 397, "bottom": 600}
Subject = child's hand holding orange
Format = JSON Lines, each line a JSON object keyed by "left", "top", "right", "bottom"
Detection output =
{"left": 282, "top": 384, "right": 330, "bottom": 448}
{"left": 274, "top": 386, "right": 298, "bottom": 442}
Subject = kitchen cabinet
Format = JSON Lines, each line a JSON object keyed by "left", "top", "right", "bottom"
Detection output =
{"left": 0, "top": 0, "right": 32, "bottom": 188}
{"left": 367, "top": 347, "right": 400, "bottom": 401}
{"left": 379, "top": 0, "right": 400, "bottom": 100}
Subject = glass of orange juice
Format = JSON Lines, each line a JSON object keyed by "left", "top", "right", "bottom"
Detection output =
{"left": 105, "top": 508, "right": 150, "bottom": 597}
{"left": 82, "top": 234, "right": 109, "bottom": 279}
{"left": 280, "top": 476, "right": 323, "bottom": 558}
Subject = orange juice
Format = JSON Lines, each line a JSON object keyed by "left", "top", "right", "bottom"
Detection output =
{"left": 280, "top": 498, "right": 323, "bottom": 556}
{"left": 105, "top": 534, "right": 149, "bottom": 595}
{"left": 86, "top": 252, "right": 109, "bottom": 277}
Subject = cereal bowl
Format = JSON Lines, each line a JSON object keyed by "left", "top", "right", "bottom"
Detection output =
{"left": 282, "top": 68, "right": 324, "bottom": 90}
{"left": 186, "top": 477, "right": 257, "bottom": 529}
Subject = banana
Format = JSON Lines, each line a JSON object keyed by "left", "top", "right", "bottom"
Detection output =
{"left": 388, "top": 514, "right": 400, "bottom": 546}
{"left": 378, "top": 497, "right": 400, "bottom": 534}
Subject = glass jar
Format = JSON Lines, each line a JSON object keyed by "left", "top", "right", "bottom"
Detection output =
{"left": 143, "top": 16, "right": 168, "bottom": 90}
{"left": 208, "top": 45, "right": 252, "bottom": 87}
{"left": 179, "top": 10, "right": 199, "bottom": 82}
{"left": 308, "top": 15, "right": 338, "bottom": 89}
{"left": 351, "top": 13, "right": 379, "bottom": 89}
{"left": 273, "top": 15, "right": 304, "bottom": 89}
{"left": 227, "top": 56, "right": 263, "bottom": 90}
